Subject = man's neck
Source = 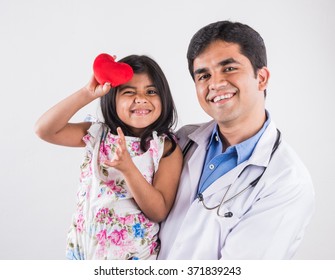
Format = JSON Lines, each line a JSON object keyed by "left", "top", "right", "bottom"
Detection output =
{"left": 217, "top": 112, "right": 267, "bottom": 150}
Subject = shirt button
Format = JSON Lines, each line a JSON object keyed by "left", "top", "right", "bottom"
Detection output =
{"left": 209, "top": 164, "right": 215, "bottom": 170}
{"left": 215, "top": 135, "right": 219, "bottom": 142}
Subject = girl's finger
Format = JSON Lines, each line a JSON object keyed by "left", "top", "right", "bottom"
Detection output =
{"left": 115, "top": 146, "right": 122, "bottom": 159}
{"left": 116, "top": 127, "right": 126, "bottom": 148}
{"left": 103, "top": 160, "right": 114, "bottom": 167}
{"left": 102, "top": 82, "right": 111, "bottom": 94}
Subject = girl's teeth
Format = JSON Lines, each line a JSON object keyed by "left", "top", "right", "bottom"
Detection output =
{"left": 134, "top": 110, "right": 149, "bottom": 114}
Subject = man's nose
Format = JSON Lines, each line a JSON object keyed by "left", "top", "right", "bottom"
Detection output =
{"left": 209, "top": 73, "right": 228, "bottom": 91}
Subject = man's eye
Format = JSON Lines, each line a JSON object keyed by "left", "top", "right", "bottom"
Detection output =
{"left": 198, "top": 73, "right": 210, "bottom": 81}
{"left": 224, "top": 67, "right": 236, "bottom": 72}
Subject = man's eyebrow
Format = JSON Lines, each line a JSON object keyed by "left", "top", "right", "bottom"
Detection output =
{"left": 193, "top": 58, "right": 240, "bottom": 76}
{"left": 194, "top": 67, "right": 208, "bottom": 76}
{"left": 219, "top": 58, "right": 240, "bottom": 66}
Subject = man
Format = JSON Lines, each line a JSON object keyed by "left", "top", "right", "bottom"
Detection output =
{"left": 158, "top": 21, "right": 314, "bottom": 259}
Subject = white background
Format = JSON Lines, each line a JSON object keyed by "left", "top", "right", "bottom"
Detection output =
{"left": 0, "top": 0, "right": 334, "bottom": 259}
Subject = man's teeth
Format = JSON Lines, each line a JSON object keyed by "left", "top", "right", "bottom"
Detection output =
{"left": 213, "top": 93, "right": 234, "bottom": 102}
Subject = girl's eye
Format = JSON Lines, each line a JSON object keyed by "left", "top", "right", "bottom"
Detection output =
{"left": 147, "top": 89, "right": 158, "bottom": 95}
{"left": 123, "top": 91, "right": 135, "bottom": 95}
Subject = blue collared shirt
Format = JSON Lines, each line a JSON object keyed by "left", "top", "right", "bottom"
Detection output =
{"left": 197, "top": 113, "right": 270, "bottom": 195}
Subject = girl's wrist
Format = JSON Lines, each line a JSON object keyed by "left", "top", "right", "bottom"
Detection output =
{"left": 79, "top": 86, "right": 98, "bottom": 102}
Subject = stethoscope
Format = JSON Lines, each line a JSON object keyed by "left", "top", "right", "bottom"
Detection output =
{"left": 182, "top": 129, "right": 281, "bottom": 218}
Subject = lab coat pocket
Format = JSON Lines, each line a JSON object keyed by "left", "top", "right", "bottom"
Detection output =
{"left": 213, "top": 203, "right": 242, "bottom": 247}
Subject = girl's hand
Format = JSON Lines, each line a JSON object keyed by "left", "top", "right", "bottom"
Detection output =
{"left": 103, "top": 127, "right": 134, "bottom": 172}
{"left": 85, "top": 74, "right": 111, "bottom": 98}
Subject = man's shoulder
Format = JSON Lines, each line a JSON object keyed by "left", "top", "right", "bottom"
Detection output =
{"left": 177, "top": 123, "right": 202, "bottom": 135}
{"left": 176, "top": 122, "right": 208, "bottom": 140}
{"left": 266, "top": 140, "right": 314, "bottom": 198}
{"left": 175, "top": 121, "right": 214, "bottom": 149}
{"left": 177, "top": 121, "right": 214, "bottom": 135}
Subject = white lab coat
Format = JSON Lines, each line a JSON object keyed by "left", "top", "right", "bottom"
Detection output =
{"left": 158, "top": 120, "right": 314, "bottom": 259}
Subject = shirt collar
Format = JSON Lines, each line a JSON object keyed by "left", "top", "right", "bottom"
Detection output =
{"left": 207, "top": 111, "right": 271, "bottom": 163}
{"left": 207, "top": 126, "right": 221, "bottom": 150}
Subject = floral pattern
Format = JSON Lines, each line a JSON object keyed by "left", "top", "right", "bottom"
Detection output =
{"left": 66, "top": 123, "right": 165, "bottom": 260}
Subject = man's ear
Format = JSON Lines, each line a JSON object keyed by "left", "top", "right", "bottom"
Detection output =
{"left": 257, "top": 67, "right": 270, "bottom": 91}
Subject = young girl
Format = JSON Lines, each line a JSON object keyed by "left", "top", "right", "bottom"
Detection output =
{"left": 35, "top": 55, "right": 183, "bottom": 260}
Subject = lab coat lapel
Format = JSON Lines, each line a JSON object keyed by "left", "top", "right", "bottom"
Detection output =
{"left": 248, "top": 121, "right": 278, "bottom": 166}
{"left": 185, "top": 121, "right": 215, "bottom": 202}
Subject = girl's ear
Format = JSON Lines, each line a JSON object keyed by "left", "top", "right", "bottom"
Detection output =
{"left": 257, "top": 67, "right": 270, "bottom": 92}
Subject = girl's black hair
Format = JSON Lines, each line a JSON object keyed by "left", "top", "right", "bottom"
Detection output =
{"left": 100, "top": 55, "right": 178, "bottom": 156}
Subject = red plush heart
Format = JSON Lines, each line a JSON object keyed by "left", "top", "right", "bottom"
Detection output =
{"left": 93, "top": 53, "right": 133, "bottom": 87}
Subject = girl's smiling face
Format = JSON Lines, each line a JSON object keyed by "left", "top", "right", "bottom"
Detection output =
{"left": 115, "top": 73, "right": 162, "bottom": 136}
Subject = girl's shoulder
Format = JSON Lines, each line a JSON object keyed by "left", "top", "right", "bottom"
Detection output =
{"left": 150, "top": 131, "right": 175, "bottom": 149}
{"left": 82, "top": 115, "right": 108, "bottom": 148}
{"left": 150, "top": 131, "right": 179, "bottom": 158}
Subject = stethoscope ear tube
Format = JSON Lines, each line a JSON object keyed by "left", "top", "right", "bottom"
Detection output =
{"left": 182, "top": 139, "right": 195, "bottom": 157}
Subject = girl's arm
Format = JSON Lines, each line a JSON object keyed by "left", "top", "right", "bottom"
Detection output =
{"left": 104, "top": 127, "right": 183, "bottom": 223}
{"left": 34, "top": 75, "right": 111, "bottom": 147}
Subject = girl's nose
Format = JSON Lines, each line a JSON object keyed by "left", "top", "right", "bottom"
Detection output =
{"left": 134, "top": 94, "right": 148, "bottom": 104}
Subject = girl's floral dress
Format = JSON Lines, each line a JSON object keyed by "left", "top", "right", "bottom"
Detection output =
{"left": 66, "top": 122, "right": 165, "bottom": 260}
